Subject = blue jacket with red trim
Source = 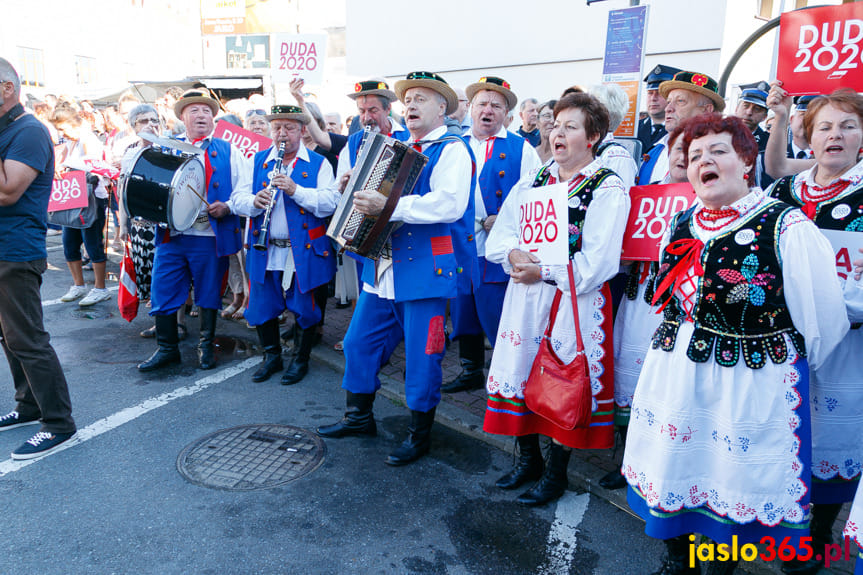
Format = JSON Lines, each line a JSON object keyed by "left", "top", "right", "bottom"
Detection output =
{"left": 246, "top": 147, "right": 336, "bottom": 294}
{"left": 156, "top": 137, "right": 243, "bottom": 257}
{"left": 467, "top": 133, "right": 524, "bottom": 284}
{"left": 361, "top": 136, "right": 465, "bottom": 302}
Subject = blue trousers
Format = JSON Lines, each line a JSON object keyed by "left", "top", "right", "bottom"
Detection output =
{"left": 342, "top": 292, "right": 447, "bottom": 412}
{"left": 450, "top": 281, "right": 507, "bottom": 342}
{"left": 245, "top": 270, "right": 321, "bottom": 329}
{"left": 150, "top": 234, "right": 228, "bottom": 315}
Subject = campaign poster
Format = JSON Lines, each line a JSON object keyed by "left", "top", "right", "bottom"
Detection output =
{"left": 622, "top": 183, "right": 697, "bottom": 261}
{"left": 777, "top": 3, "right": 863, "bottom": 95}
{"left": 213, "top": 120, "right": 273, "bottom": 160}
{"left": 517, "top": 183, "right": 569, "bottom": 266}
{"left": 48, "top": 171, "right": 88, "bottom": 213}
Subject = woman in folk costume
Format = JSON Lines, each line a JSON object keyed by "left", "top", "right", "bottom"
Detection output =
{"left": 622, "top": 114, "right": 847, "bottom": 575}
{"left": 602, "top": 125, "right": 690, "bottom": 491}
{"left": 766, "top": 87, "right": 863, "bottom": 575}
{"left": 483, "top": 92, "right": 629, "bottom": 506}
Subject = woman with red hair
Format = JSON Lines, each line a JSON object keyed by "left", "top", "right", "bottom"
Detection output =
{"left": 622, "top": 114, "right": 847, "bottom": 574}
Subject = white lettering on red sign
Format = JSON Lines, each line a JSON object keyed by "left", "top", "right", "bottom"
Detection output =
{"left": 51, "top": 176, "right": 82, "bottom": 204}
{"left": 630, "top": 195, "right": 691, "bottom": 240}
{"left": 794, "top": 19, "right": 863, "bottom": 77}
{"left": 222, "top": 127, "right": 261, "bottom": 159}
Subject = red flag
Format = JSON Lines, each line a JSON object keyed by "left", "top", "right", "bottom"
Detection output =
{"left": 118, "top": 241, "right": 138, "bottom": 321}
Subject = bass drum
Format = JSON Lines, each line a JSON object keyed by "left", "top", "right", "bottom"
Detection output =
{"left": 121, "top": 147, "right": 206, "bottom": 232}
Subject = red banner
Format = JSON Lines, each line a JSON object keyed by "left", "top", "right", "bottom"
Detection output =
{"left": 622, "top": 183, "right": 697, "bottom": 261}
{"left": 48, "top": 171, "right": 88, "bottom": 213}
{"left": 778, "top": 3, "right": 863, "bottom": 96}
{"left": 213, "top": 120, "right": 272, "bottom": 160}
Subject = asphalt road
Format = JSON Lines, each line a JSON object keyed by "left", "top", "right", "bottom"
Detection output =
{"left": 0, "top": 237, "right": 663, "bottom": 574}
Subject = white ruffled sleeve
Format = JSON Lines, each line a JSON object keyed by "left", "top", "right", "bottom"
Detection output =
{"left": 779, "top": 210, "right": 850, "bottom": 369}
{"left": 485, "top": 173, "right": 533, "bottom": 272}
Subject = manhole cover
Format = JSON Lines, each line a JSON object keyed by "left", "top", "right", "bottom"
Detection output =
{"left": 177, "top": 424, "right": 326, "bottom": 491}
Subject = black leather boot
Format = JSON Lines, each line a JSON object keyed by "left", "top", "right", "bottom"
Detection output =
{"left": 138, "top": 314, "right": 181, "bottom": 372}
{"left": 441, "top": 334, "right": 486, "bottom": 393}
{"left": 495, "top": 434, "right": 545, "bottom": 489}
{"left": 252, "top": 318, "right": 283, "bottom": 382}
{"left": 781, "top": 502, "right": 842, "bottom": 575}
{"left": 385, "top": 408, "right": 435, "bottom": 466}
{"left": 516, "top": 442, "right": 571, "bottom": 506}
{"left": 197, "top": 308, "right": 218, "bottom": 370}
{"left": 651, "top": 534, "right": 700, "bottom": 575}
{"left": 281, "top": 326, "right": 313, "bottom": 385}
{"left": 316, "top": 391, "right": 377, "bottom": 438}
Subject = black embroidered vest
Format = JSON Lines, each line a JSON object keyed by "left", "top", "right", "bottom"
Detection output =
{"left": 651, "top": 199, "right": 805, "bottom": 369}
{"left": 533, "top": 165, "right": 615, "bottom": 256}
{"left": 772, "top": 175, "right": 863, "bottom": 231}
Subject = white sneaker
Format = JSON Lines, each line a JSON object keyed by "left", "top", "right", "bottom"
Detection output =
{"left": 78, "top": 288, "right": 111, "bottom": 307}
{"left": 59, "top": 285, "right": 88, "bottom": 302}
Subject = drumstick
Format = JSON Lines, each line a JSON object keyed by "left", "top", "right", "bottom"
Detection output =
{"left": 186, "top": 184, "right": 211, "bottom": 208}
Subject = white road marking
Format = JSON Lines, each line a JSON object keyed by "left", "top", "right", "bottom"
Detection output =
{"left": 538, "top": 491, "right": 591, "bottom": 575}
{"left": 42, "top": 285, "right": 119, "bottom": 307}
{"left": 0, "top": 357, "right": 259, "bottom": 476}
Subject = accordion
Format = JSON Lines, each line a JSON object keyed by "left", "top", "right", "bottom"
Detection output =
{"left": 327, "top": 131, "right": 428, "bottom": 260}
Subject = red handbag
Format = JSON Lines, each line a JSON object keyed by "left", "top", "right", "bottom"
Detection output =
{"left": 523, "top": 262, "right": 593, "bottom": 430}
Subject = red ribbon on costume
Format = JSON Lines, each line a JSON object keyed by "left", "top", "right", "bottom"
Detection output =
{"left": 484, "top": 137, "right": 496, "bottom": 162}
{"left": 800, "top": 179, "right": 851, "bottom": 219}
{"left": 651, "top": 238, "right": 705, "bottom": 314}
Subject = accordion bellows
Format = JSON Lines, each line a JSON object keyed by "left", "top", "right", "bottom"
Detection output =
{"left": 327, "top": 131, "right": 428, "bottom": 260}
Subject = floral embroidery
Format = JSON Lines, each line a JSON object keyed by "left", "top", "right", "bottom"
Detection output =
{"left": 717, "top": 254, "right": 775, "bottom": 306}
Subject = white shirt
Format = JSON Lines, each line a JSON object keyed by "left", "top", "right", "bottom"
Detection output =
{"left": 648, "top": 133, "right": 670, "bottom": 185}
{"left": 468, "top": 126, "right": 541, "bottom": 257}
{"left": 234, "top": 145, "right": 335, "bottom": 284}
{"left": 598, "top": 132, "right": 638, "bottom": 190}
{"left": 172, "top": 131, "right": 252, "bottom": 238}
{"left": 787, "top": 160, "right": 863, "bottom": 323}
{"left": 363, "top": 125, "right": 473, "bottom": 299}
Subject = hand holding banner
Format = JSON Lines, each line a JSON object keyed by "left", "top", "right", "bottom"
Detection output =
{"left": 518, "top": 183, "right": 569, "bottom": 265}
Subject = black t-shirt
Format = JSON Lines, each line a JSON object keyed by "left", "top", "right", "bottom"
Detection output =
{"left": 0, "top": 114, "right": 54, "bottom": 261}
{"left": 518, "top": 127, "right": 540, "bottom": 147}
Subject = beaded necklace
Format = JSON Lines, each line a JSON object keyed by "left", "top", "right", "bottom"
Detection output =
{"left": 800, "top": 179, "right": 851, "bottom": 219}
{"left": 694, "top": 207, "right": 740, "bottom": 231}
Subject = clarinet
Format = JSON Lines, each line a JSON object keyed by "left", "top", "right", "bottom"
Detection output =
{"left": 254, "top": 142, "right": 286, "bottom": 251}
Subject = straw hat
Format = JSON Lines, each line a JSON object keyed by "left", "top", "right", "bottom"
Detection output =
{"left": 465, "top": 76, "right": 518, "bottom": 111}
{"left": 659, "top": 71, "right": 726, "bottom": 112}
{"left": 394, "top": 71, "right": 459, "bottom": 115}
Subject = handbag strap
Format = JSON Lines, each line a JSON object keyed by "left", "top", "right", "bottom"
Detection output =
{"left": 543, "top": 261, "right": 586, "bottom": 354}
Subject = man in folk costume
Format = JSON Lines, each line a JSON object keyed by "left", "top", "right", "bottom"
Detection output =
{"left": 444, "top": 76, "right": 540, "bottom": 393}
{"left": 139, "top": 89, "right": 253, "bottom": 372}
{"left": 318, "top": 72, "right": 473, "bottom": 466}
{"left": 333, "top": 79, "right": 408, "bottom": 290}
{"left": 237, "top": 106, "right": 336, "bottom": 385}
{"left": 637, "top": 71, "right": 725, "bottom": 185}
{"left": 636, "top": 64, "right": 681, "bottom": 156}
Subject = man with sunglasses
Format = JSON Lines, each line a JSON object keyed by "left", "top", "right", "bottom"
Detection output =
{"left": 139, "top": 89, "right": 254, "bottom": 372}
{"left": 0, "top": 58, "right": 77, "bottom": 459}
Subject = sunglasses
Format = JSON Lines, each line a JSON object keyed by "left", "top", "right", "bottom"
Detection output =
{"left": 245, "top": 109, "right": 266, "bottom": 118}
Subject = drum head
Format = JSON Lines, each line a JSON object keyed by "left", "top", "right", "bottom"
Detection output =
{"left": 168, "top": 156, "right": 206, "bottom": 232}
{"left": 123, "top": 146, "right": 174, "bottom": 225}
